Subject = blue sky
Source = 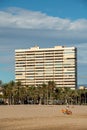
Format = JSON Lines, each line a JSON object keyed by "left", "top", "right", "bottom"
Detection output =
{"left": 0, "top": 0, "right": 87, "bottom": 85}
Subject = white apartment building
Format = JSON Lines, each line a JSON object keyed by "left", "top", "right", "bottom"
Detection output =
{"left": 15, "top": 46, "right": 77, "bottom": 89}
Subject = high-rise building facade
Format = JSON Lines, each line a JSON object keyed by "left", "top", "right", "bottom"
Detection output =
{"left": 15, "top": 46, "right": 77, "bottom": 89}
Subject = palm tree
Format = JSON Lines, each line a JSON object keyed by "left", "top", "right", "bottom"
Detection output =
{"left": 41, "top": 83, "right": 48, "bottom": 104}
{"left": 2, "top": 81, "right": 14, "bottom": 105}
{"left": 47, "top": 81, "right": 56, "bottom": 104}
{"left": 26, "top": 85, "right": 37, "bottom": 104}
{"left": 58, "top": 87, "right": 72, "bottom": 105}
{"left": 78, "top": 88, "right": 87, "bottom": 105}
{"left": 15, "top": 80, "right": 22, "bottom": 104}
{"left": 8, "top": 80, "right": 15, "bottom": 104}
{"left": 0, "top": 80, "right": 3, "bottom": 99}
{"left": 0, "top": 80, "right": 3, "bottom": 87}
{"left": 54, "top": 87, "right": 63, "bottom": 102}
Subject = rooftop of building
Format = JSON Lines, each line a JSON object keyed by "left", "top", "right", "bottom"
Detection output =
{"left": 15, "top": 45, "right": 76, "bottom": 52}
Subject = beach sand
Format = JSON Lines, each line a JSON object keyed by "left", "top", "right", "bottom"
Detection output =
{"left": 0, "top": 105, "right": 87, "bottom": 130}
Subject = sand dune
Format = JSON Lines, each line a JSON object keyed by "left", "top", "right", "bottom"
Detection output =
{"left": 0, "top": 105, "right": 87, "bottom": 130}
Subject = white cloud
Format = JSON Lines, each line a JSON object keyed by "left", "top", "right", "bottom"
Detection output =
{"left": 0, "top": 7, "right": 70, "bottom": 30}
{"left": 0, "top": 7, "right": 87, "bottom": 32}
{"left": 69, "top": 19, "right": 87, "bottom": 31}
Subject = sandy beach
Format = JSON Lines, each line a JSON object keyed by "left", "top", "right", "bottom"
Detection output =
{"left": 0, "top": 105, "right": 87, "bottom": 130}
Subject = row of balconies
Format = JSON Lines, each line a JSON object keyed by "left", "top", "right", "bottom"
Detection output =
{"left": 22, "top": 61, "right": 73, "bottom": 64}
{"left": 15, "top": 57, "right": 75, "bottom": 61}
{"left": 15, "top": 53, "right": 64, "bottom": 57}
{"left": 17, "top": 80, "right": 75, "bottom": 85}
{"left": 24, "top": 74, "right": 75, "bottom": 78}
{"left": 15, "top": 64, "right": 75, "bottom": 68}
{"left": 15, "top": 56, "right": 75, "bottom": 60}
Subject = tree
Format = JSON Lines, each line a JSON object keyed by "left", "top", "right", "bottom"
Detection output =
{"left": 2, "top": 81, "right": 15, "bottom": 105}
{"left": 47, "top": 81, "right": 56, "bottom": 104}
{"left": 0, "top": 80, "right": 3, "bottom": 87}
{"left": 15, "top": 80, "right": 22, "bottom": 104}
